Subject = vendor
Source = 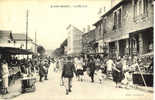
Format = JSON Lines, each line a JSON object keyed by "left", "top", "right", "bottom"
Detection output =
{"left": 148, "top": 57, "right": 153, "bottom": 73}
{"left": 1, "top": 59, "right": 9, "bottom": 94}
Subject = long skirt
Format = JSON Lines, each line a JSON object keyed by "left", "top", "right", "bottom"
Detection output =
{"left": 112, "top": 70, "right": 123, "bottom": 83}
{"left": 2, "top": 77, "right": 8, "bottom": 88}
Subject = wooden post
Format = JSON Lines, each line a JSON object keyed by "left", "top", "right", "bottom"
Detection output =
{"left": 26, "top": 9, "right": 29, "bottom": 59}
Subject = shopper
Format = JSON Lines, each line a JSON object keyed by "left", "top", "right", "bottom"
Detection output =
{"left": 1, "top": 59, "right": 9, "bottom": 94}
{"left": 62, "top": 56, "right": 77, "bottom": 95}
{"left": 75, "top": 57, "right": 84, "bottom": 81}
{"left": 88, "top": 58, "right": 96, "bottom": 83}
{"left": 106, "top": 58, "right": 115, "bottom": 78}
{"left": 39, "top": 60, "right": 46, "bottom": 82}
{"left": 112, "top": 59, "right": 124, "bottom": 88}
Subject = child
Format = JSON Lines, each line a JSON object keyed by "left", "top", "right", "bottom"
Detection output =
{"left": 95, "top": 69, "right": 105, "bottom": 84}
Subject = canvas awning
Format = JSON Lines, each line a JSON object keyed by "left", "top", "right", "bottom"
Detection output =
{"left": 0, "top": 47, "right": 33, "bottom": 55}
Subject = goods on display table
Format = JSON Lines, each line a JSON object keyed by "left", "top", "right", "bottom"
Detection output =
{"left": 132, "top": 52, "right": 153, "bottom": 87}
{"left": 20, "top": 73, "right": 36, "bottom": 93}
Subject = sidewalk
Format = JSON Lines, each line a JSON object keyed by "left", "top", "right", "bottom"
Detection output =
{"left": 136, "top": 85, "right": 153, "bottom": 93}
{"left": 0, "top": 79, "right": 21, "bottom": 100}
{"left": 107, "top": 76, "right": 153, "bottom": 93}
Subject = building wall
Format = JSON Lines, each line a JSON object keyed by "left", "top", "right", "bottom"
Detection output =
{"left": 103, "top": 0, "right": 153, "bottom": 41}
{"left": 67, "top": 26, "right": 83, "bottom": 55}
{"left": 14, "top": 40, "right": 34, "bottom": 51}
{"left": 82, "top": 29, "right": 95, "bottom": 54}
{"left": 95, "top": 0, "right": 154, "bottom": 56}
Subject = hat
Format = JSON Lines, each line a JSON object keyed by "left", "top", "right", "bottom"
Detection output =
{"left": 67, "top": 56, "right": 72, "bottom": 60}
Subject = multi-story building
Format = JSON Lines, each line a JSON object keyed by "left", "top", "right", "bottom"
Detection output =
{"left": 94, "top": 0, "right": 153, "bottom": 58}
{"left": 0, "top": 30, "right": 14, "bottom": 47}
{"left": 66, "top": 25, "right": 83, "bottom": 55}
{"left": 93, "top": 18, "right": 104, "bottom": 53}
{"left": 0, "top": 30, "right": 35, "bottom": 55}
{"left": 82, "top": 29, "right": 96, "bottom": 54}
{"left": 13, "top": 33, "right": 37, "bottom": 53}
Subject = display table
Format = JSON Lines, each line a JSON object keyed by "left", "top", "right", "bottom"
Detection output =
{"left": 20, "top": 76, "right": 36, "bottom": 93}
{"left": 133, "top": 73, "right": 153, "bottom": 87}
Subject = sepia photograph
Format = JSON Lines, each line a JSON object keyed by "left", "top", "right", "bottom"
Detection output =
{"left": 0, "top": 0, "right": 154, "bottom": 100}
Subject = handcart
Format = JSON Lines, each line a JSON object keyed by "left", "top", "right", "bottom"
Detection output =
{"left": 21, "top": 76, "right": 36, "bottom": 93}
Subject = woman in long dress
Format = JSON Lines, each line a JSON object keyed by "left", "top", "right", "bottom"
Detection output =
{"left": 112, "top": 59, "right": 124, "bottom": 88}
{"left": 1, "top": 59, "right": 9, "bottom": 94}
{"left": 75, "top": 57, "right": 84, "bottom": 81}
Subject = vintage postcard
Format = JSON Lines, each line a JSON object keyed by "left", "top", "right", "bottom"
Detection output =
{"left": 0, "top": 0, "right": 154, "bottom": 100}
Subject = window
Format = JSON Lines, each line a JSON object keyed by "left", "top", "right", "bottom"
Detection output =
{"left": 103, "top": 18, "right": 107, "bottom": 33}
{"left": 113, "top": 7, "right": 122, "bottom": 30}
{"left": 118, "top": 8, "right": 122, "bottom": 28}
{"left": 113, "top": 12, "right": 117, "bottom": 30}
{"left": 143, "top": 0, "right": 148, "bottom": 14}
{"left": 134, "top": 0, "right": 148, "bottom": 17}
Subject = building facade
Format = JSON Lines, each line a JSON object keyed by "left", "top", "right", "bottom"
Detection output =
{"left": 0, "top": 30, "right": 14, "bottom": 47}
{"left": 93, "top": 0, "right": 153, "bottom": 58}
{"left": 66, "top": 25, "right": 83, "bottom": 55}
{"left": 82, "top": 29, "right": 96, "bottom": 54}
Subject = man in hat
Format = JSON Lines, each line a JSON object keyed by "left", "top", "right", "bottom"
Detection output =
{"left": 62, "top": 56, "right": 77, "bottom": 95}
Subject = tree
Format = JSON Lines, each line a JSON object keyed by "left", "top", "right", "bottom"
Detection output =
{"left": 52, "top": 39, "right": 68, "bottom": 57}
{"left": 37, "top": 45, "right": 46, "bottom": 55}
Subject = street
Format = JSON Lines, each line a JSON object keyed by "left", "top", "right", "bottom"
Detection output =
{"left": 0, "top": 63, "right": 149, "bottom": 100}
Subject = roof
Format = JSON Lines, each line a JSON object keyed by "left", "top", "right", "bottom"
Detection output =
{"left": 31, "top": 41, "right": 39, "bottom": 46}
{"left": 0, "top": 30, "right": 13, "bottom": 40}
{"left": 13, "top": 34, "right": 32, "bottom": 41}
{"left": 66, "top": 24, "right": 84, "bottom": 34}
{"left": 93, "top": 0, "right": 126, "bottom": 26}
{"left": 102, "top": 0, "right": 125, "bottom": 18}
{"left": 93, "top": 18, "right": 103, "bottom": 26}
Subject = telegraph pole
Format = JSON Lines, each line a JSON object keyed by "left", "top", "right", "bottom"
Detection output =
{"left": 26, "top": 9, "right": 29, "bottom": 59}
{"left": 26, "top": 9, "right": 29, "bottom": 50}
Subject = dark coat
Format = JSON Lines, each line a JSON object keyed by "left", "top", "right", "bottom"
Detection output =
{"left": 87, "top": 61, "right": 96, "bottom": 77}
{"left": 112, "top": 62, "right": 124, "bottom": 83}
{"left": 62, "top": 62, "right": 76, "bottom": 78}
{"left": 39, "top": 65, "right": 46, "bottom": 76}
{"left": 88, "top": 61, "right": 96, "bottom": 73}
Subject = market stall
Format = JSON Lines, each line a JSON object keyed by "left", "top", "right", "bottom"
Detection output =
{"left": 0, "top": 46, "right": 34, "bottom": 94}
{"left": 132, "top": 52, "right": 153, "bottom": 87}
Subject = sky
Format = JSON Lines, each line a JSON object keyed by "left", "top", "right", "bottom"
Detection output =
{"left": 0, "top": 0, "right": 121, "bottom": 50}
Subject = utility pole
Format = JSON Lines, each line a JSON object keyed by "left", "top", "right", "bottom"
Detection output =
{"left": 26, "top": 9, "right": 29, "bottom": 50}
{"left": 26, "top": 9, "right": 29, "bottom": 59}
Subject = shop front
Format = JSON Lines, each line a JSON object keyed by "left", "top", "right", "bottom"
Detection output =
{"left": 129, "top": 27, "right": 153, "bottom": 87}
{"left": 129, "top": 27, "right": 153, "bottom": 57}
{"left": 108, "top": 33, "right": 129, "bottom": 59}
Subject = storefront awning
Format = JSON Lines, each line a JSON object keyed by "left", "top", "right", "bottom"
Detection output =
{"left": 0, "top": 47, "right": 33, "bottom": 55}
{"left": 104, "top": 34, "right": 129, "bottom": 43}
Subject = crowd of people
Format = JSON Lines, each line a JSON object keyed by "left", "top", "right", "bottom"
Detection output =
{"left": 53, "top": 54, "right": 153, "bottom": 95}
{"left": 0, "top": 53, "right": 153, "bottom": 96}
{"left": 0, "top": 55, "right": 52, "bottom": 95}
